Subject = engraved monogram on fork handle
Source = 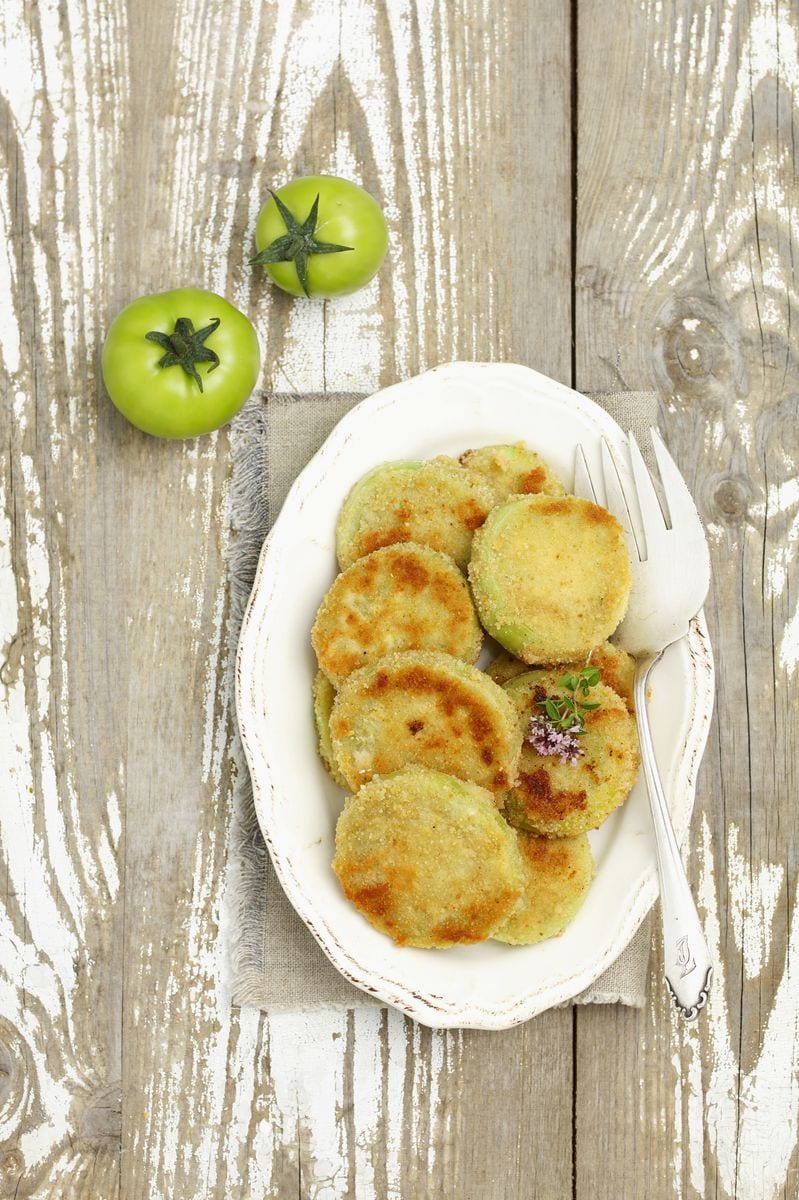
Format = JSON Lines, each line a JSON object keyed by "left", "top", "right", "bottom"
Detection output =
{"left": 635, "top": 652, "right": 712, "bottom": 1019}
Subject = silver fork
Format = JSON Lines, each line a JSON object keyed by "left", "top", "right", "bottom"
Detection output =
{"left": 574, "top": 429, "right": 712, "bottom": 1019}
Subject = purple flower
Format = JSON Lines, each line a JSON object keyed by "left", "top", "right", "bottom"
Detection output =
{"left": 526, "top": 716, "right": 583, "bottom": 766}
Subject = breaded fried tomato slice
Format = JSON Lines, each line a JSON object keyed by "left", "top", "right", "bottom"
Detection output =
{"left": 469, "top": 494, "right": 632, "bottom": 664}
{"left": 329, "top": 650, "right": 522, "bottom": 795}
{"left": 486, "top": 641, "right": 636, "bottom": 711}
{"left": 493, "top": 830, "right": 594, "bottom": 944}
{"left": 502, "top": 670, "right": 639, "bottom": 837}
{"left": 459, "top": 443, "right": 565, "bottom": 503}
{"left": 336, "top": 459, "right": 495, "bottom": 571}
{"left": 312, "top": 543, "right": 482, "bottom": 685}
{"left": 312, "top": 671, "right": 348, "bottom": 789}
{"left": 332, "top": 767, "right": 524, "bottom": 947}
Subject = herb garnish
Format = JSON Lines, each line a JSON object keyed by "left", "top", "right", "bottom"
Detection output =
{"left": 526, "top": 666, "right": 601, "bottom": 765}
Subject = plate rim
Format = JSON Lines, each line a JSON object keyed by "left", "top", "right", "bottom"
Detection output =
{"left": 235, "top": 361, "right": 715, "bottom": 1029}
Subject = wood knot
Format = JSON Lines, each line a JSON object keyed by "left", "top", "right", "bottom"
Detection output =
{"left": 670, "top": 316, "right": 724, "bottom": 379}
{"left": 0, "top": 1020, "right": 32, "bottom": 1131}
{"left": 658, "top": 312, "right": 728, "bottom": 390}
{"left": 711, "top": 477, "right": 750, "bottom": 521}
{"left": 0, "top": 1149, "right": 23, "bottom": 1185}
{"left": 576, "top": 264, "right": 619, "bottom": 303}
{"left": 652, "top": 292, "right": 746, "bottom": 405}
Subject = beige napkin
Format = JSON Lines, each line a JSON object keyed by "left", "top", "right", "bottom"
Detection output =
{"left": 228, "top": 387, "right": 658, "bottom": 1012}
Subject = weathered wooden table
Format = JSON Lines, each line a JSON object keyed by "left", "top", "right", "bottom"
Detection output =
{"left": 2, "top": 1, "right": 797, "bottom": 1196}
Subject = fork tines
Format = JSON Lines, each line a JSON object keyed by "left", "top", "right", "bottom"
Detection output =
{"left": 572, "top": 429, "right": 701, "bottom": 565}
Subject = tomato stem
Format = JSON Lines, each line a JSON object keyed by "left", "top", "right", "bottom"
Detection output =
{"left": 250, "top": 190, "right": 353, "bottom": 296}
{"left": 145, "top": 316, "right": 221, "bottom": 392}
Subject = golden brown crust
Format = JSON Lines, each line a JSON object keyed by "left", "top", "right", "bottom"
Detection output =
{"left": 502, "top": 671, "right": 639, "bottom": 837}
{"left": 329, "top": 650, "right": 522, "bottom": 794}
{"left": 486, "top": 642, "right": 636, "bottom": 711}
{"left": 589, "top": 642, "right": 636, "bottom": 712}
{"left": 458, "top": 443, "right": 565, "bottom": 503}
{"left": 332, "top": 767, "right": 524, "bottom": 947}
{"left": 493, "top": 830, "right": 595, "bottom": 945}
{"left": 311, "top": 543, "right": 482, "bottom": 685}
{"left": 519, "top": 467, "right": 548, "bottom": 493}
{"left": 469, "top": 494, "right": 632, "bottom": 664}
{"left": 319, "top": 445, "right": 639, "bottom": 950}
{"left": 336, "top": 460, "right": 495, "bottom": 570}
{"left": 515, "top": 766, "right": 588, "bottom": 822}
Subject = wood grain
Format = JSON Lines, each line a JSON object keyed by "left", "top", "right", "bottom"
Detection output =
{"left": 1, "top": 0, "right": 795, "bottom": 1195}
{"left": 574, "top": 1, "right": 799, "bottom": 1197}
{"left": 1, "top": 0, "right": 128, "bottom": 1195}
{"left": 1, "top": 1, "right": 574, "bottom": 1197}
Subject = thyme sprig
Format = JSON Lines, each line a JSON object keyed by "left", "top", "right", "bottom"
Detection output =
{"left": 526, "top": 666, "right": 601, "bottom": 765}
{"left": 538, "top": 666, "right": 601, "bottom": 736}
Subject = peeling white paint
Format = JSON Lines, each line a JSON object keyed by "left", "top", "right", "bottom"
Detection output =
{"left": 767, "top": 479, "right": 799, "bottom": 518}
{"left": 736, "top": 895, "right": 799, "bottom": 1198}
{"left": 270, "top": 298, "right": 328, "bottom": 393}
{"left": 690, "top": 814, "right": 799, "bottom": 1199}
{"left": 685, "top": 1023, "right": 706, "bottom": 1196}
{"left": 273, "top": 1012, "right": 352, "bottom": 1198}
{"left": 766, "top": 542, "right": 793, "bottom": 598}
{"left": 351, "top": 1008, "right": 384, "bottom": 1196}
{"left": 97, "top": 827, "right": 120, "bottom": 901}
{"left": 3, "top": 0, "right": 796, "bottom": 1195}
{"left": 727, "top": 823, "right": 784, "bottom": 979}
{"left": 778, "top": 600, "right": 799, "bottom": 675}
{"left": 384, "top": 1010, "right": 411, "bottom": 1192}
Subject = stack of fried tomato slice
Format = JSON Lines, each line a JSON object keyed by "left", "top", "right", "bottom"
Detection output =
{"left": 309, "top": 444, "right": 640, "bottom": 949}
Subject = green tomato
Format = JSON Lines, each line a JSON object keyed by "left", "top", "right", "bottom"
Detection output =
{"left": 102, "top": 288, "right": 260, "bottom": 439}
{"left": 253, "top": 175, "right": 388, "bottom": 299}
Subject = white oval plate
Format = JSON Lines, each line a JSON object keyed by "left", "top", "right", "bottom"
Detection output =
{"left": 235, "top": 362, "right": 714, "bottom": 1029}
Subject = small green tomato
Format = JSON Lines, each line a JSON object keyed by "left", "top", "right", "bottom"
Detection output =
{"left": 101, "top": 288, "right": 260, "bottom": 438}
{"left": 252, "top": 175, "right": 389, "bottom": 299}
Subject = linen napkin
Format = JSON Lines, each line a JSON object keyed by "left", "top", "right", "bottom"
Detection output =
{"left": 228, "top": 387, "right": 658, "bottom": 1012}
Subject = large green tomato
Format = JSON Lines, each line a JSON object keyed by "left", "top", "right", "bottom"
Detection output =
{"left": 102, "top": 288, "right": 260, "bottom": 438}
{"left": 252, "top": 175, "right": 388, "bottom": 298}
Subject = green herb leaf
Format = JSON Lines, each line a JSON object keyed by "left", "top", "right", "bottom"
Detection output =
{"left": 537, "top": 665, "right": 603, "bottom": 738}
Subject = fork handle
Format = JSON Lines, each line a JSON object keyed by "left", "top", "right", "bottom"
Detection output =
{"left": 634, "top": 653, "right": 712, "bottom": 1019}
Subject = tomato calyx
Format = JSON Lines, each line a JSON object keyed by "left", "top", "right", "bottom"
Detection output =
{"left": 143, "top": 314, "right": 219, "bottom": 393}
{"left": 145, "top": 316, "right": 221, "bottom": 393}
{"left": 250, "top": 190, "right": 354, "bottom": 296}
{"left": 143, "top": 316, "right": 220, "bottom": 391}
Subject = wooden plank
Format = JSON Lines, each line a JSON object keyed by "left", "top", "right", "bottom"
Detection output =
{"left": 248, "top": 5, "right": 576, "bottom": 1196}
{"left": 1, "top": 1, "right": 575, "bottom": 1197}
{"left": 574, "top": 1, "right": 799, "bottom": 1197}
{"left": 1, "top": 0, "right": 129, "bottom": 1194}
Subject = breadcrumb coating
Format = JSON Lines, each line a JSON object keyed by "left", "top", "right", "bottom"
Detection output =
{"left": 333, "top": 767, "right": 524, "bottom": 947}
